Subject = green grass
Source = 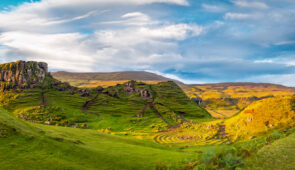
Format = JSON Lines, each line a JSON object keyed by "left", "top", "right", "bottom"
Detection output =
{"left": 0, "top": 107, "right": 199, "bottom": 170}
{"left": 245, "top": 131, "right": 295, "bottom": 170}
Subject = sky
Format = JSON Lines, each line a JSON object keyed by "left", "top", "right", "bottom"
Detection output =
{"left": 0, "top": 0, "right": 295, "bottom": 86}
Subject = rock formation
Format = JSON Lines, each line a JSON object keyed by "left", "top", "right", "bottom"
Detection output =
{"left": 123, "top": 81, "right": 152, "bottom": 100}
{"left": 0, "top": 60, "right": 48, "bottom": 88}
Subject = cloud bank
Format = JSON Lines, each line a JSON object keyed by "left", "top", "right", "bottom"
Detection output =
{"left": 0, "top": 0, "right": 295, "bottom": 86}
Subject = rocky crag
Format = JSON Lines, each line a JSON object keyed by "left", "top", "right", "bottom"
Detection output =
{"left": 0, "top": 61, "right": 94, "bottom": 97}
{"left": 0, "top": 60, "right": 49, "bottom": 89}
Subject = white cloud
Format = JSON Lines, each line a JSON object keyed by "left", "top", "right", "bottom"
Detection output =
{"left": 254, "top": 59, "right": 273, "bottom": 63}
{"left": 202, "top": 4, "right": 226, "bottom": 13}
{"left": 42, "top": 0, "right": 189, "bottom": 6}
{"left": 0, "top": 0, "right": 203, "bottom": 72}
{"left": 101, "top": 12, "right": 156, "bottom": 26}
{"left": 0, "top": 31, "right": 95, "bottom": 71}
{"left": 138, "top": 24, "right": 203, "bottom": 40}
{"left": 232, "top": 0, "right": 269, "bottom": 9}
{"left": 274, "top": 41, "right": 295, "bottom": 46}
{"left": 224, "top": 12, "right": 260, "bottom": 20}
{"left": 0, "top": 0, "right": 188, "bottom": 32}
{"left": 243, "top": 74, "right": 295, "bottom": 87}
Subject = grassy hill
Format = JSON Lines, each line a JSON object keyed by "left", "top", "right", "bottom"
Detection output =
{"left": 0, "top": 80, "right": 209, "bottom": 137}
{"left": 180, "top": 83, "right": 295, "bottom": 118}
{"left": 51, "top": 71, "right": 180, "bottom": 88}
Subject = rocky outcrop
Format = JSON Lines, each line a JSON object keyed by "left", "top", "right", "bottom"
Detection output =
{"left": 124, "top": 81, "right": 135, "bottom": 94}
{"left": 192, "top": 97, "right": 202, "bottom": 105}
{"left": 123, "top": 81, "right": 152, "bottom": 100}
{"left": 135, "top": 88, "right": 152, "bottom": 100}
{"left": 0, "top": 60, "right": 48, "bottom": 88}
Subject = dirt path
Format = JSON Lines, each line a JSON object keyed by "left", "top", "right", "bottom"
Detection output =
{"left": 149, "top": 103, "right": 175, "bottom": 128}
{"left": 179, "top": 112, "right": 189, "bottom": 122}
{"left": 218, "top": 124, "right": 227, "bottom": 137}
{"left": 82, "top": 94, "right": 99, "bottom": 112}
{"left": 41, "top": 91, "right": 47, "bottom": 106}
{"left": 137, "top": 103, "right": 151, "bottom": 117}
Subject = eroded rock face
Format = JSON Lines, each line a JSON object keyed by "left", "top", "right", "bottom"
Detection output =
{"left": 0, "top": 60, "right": 48, "bottom": 88}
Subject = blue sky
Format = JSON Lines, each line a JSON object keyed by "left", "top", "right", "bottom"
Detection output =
{"left": 0, "top": 0, "right": 295, "bottom": 86}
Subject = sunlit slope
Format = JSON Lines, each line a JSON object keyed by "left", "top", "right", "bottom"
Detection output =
{"left": 154, "top": 96, "right": 295, "bottom": 146}
{"left": 180, "top": 83, "right": 295, "bottom": 118}
{"left": 0, "top": 108, "right": 198, "bottom": 169}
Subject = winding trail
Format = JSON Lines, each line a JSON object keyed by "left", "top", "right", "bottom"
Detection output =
{"left": 137, "top": 103, "right": 151, "bottom": 117}
{"left": 82, "top": 94, "right": 99, "bottom": 112}
{"left": 149, "top": 102, "right": 175, "bottom": 128}
{"left": 179, "top": 112, "right": 189, "bottom": 122}
{"left": 41, "top": 91, "right": 47, "bottom": 106}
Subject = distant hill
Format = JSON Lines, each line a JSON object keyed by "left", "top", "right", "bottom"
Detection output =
{"left": 51, "top": 71, "right": 182, "bottom": 88}
{"left": 52, "top": 71, "right": 176, "bottom": 81}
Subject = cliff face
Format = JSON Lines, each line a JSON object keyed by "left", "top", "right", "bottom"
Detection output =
{"left": 0, "top": 60, "right": 48, "bottom": 88}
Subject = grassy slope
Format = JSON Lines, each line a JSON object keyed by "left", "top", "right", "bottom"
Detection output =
{"left": 180, "top": 83, "right": 295, "bottom": 118}
{"left": 245, "top": 132, "right": 295, "bottom": 170}
{"left": 0, "top": 107, "right": 199, "bottom": 170}
{"left": 0, "top": 81, "right": 209, "bottom": 138}
{"left": 154, "top": 96, "right": 295, "bottom": 146}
